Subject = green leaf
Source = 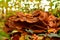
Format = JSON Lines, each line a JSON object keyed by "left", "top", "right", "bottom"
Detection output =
{"left": 57, "top": 30, "right": 60, "bottom": 35}
{"left": 55, "top": 4, "right": 58, "bottom": 8}
{"left": 25, "top": 35, "right": 31, "bottom": 40}
{"left": 55, "top": 10, "right": 60, "bottom": 17}
{"left": 52, "top": 8, "right": 57, "bottom": 14}
{"left": 0, "top": 35, "right": 3, "bottom": 40}
{"left": 38, "top": 34, "right": 46, "bottom": 36}
{"left": 0, "top": 31, "right": 10, "bottom": 39}
{"left": 38, "top": 33, "right": 60, "bottom": 37}
{"left": 49, "top": 2, "right": 54, "bottom": 7}
{"left": 47, "top": 33, "right": 60, "bottom": 37}
{"left": 25, "top": 29, "right": 34, "bottom": 34}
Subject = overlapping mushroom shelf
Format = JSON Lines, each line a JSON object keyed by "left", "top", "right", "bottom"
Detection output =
{"left": 4, "top": 10, "right": 60, "bottom": 34}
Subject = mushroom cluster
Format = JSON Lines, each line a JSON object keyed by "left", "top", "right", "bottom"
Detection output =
{"left": 4, "top": 10, "right": 60, "bottom": 40}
